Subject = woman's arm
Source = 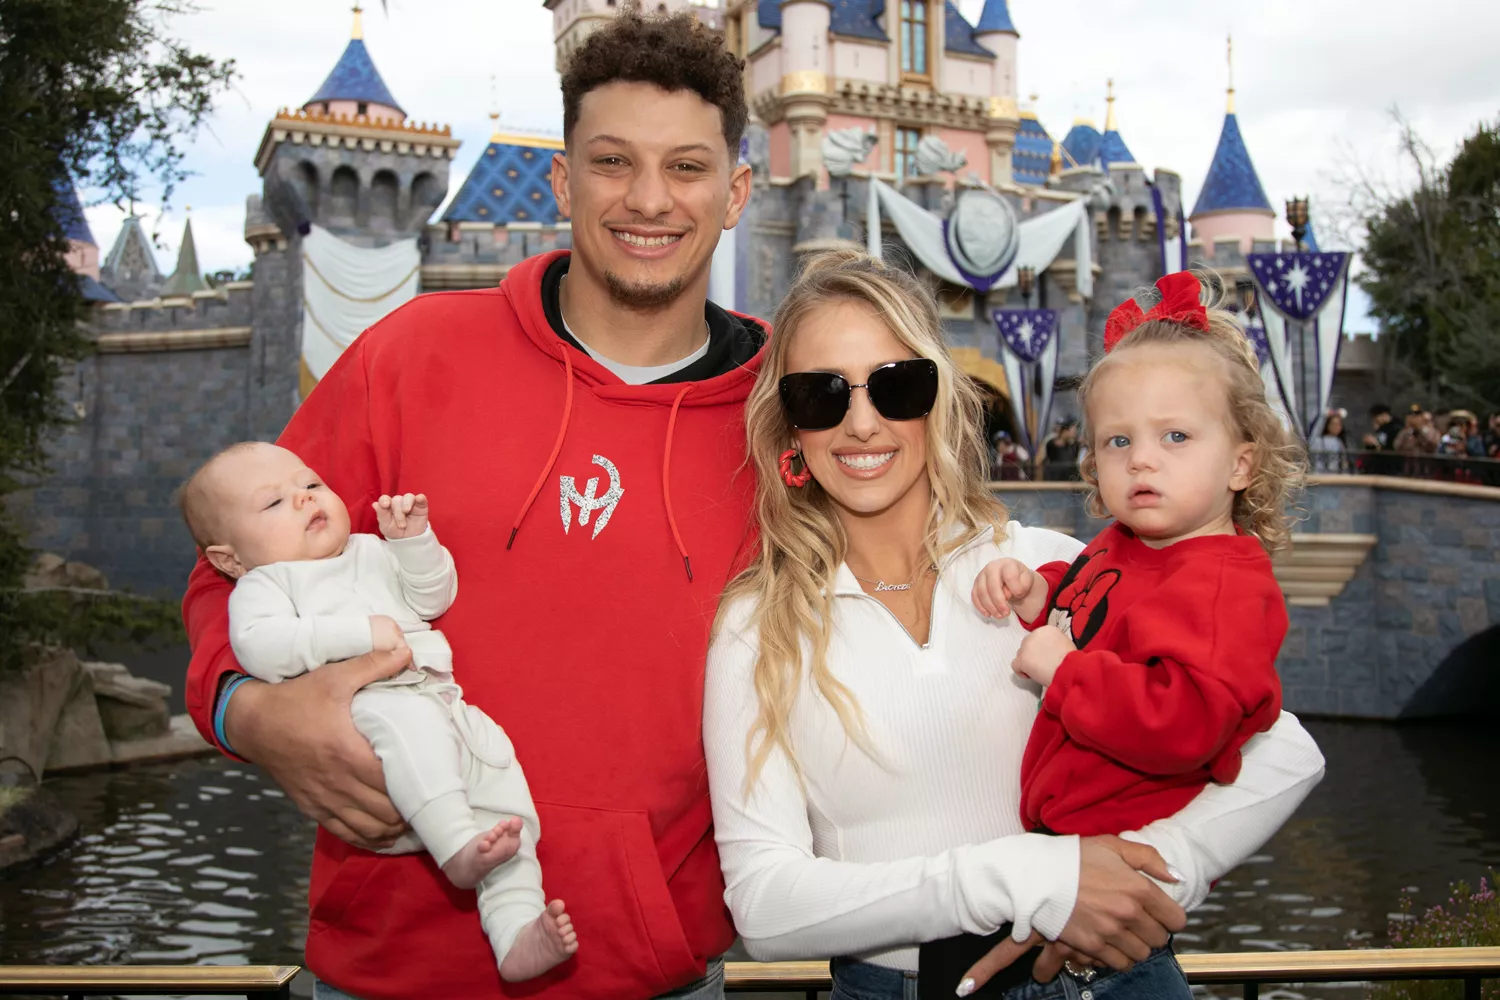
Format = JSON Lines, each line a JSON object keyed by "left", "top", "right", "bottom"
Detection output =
{"left": 704, "top": 615, "right": 1080, "bottom": 961}
{"left": 1119, "top": 711, "right": 1325, "bottom": 908}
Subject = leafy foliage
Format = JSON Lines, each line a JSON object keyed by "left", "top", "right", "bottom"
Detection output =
{"left": 1372, "top": 875, "right": 1500, "bottom": 1000}
{"left": 1359, "top": 118, "right": 1500, "bottom": 413}
{"left": 0, "top": 0, "right": 233, "bottom": 666}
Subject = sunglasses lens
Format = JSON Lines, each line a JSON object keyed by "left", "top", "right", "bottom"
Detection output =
{"left": 780, "top": 372, "right": 851, "bottom": 430}
{"left": 867, "top": 359, "right": 939, "bottom": 421}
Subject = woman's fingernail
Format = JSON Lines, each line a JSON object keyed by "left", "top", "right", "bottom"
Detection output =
{"left": 1167, "top": 866, "right": 1184, "bottom": 882}
{"left": 956, "top": 978, "right": 978, "bottom": 997}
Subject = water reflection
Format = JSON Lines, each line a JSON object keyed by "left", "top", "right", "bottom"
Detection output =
{"left": 0, "top": 720, "right": 1496, "bottom": 997}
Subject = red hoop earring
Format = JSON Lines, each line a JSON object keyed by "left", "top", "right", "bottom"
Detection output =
{"left": 779, "top": 448, "right": 812, "bottom": 488}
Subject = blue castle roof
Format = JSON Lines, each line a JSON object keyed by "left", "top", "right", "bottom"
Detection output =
{"left": 1191, "top": 113, "right": 1273, "bottom": 217}
{"left": 443, "top": 136, "right": 563, "bottom": 225}
{"left": 976, "top": 0, "right": 1018, "bottom": 33}
{"left": 53, "top": 178, "right": 95, "bottom": 245}
{"left": 1099, "top": 129, "right": 1135, "bottom": 166}
{"left": 1012, "top": 114, "right": 1053, "bottom": 186}
{"left": 1061, "top": 121, "right": 1100, "bottom": 169}
{"left": 307, "top": 39, "right": 404, "bottom": 116}
{"left": 944, "top": 1, "right": 994, "bottom": 58}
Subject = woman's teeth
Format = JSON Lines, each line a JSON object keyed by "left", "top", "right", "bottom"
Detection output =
{"left": 613, "top": 231, "right": 681, "bottom": 247}
{"left": 836, "top": 452, "right": 894, "bottom": 470}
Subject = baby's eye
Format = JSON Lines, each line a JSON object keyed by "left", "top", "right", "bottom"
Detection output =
{"left": 264, "top": 498, "right": 282, "bottom": 510}
{"left": 1164, "top": 431, "right": 1189, "bottom": 444}
{"left": 306, "top": 482, "right": 321, "bottom": 489}
{"left": 1107, "top": 435, "right": 1130, "bottom": 449}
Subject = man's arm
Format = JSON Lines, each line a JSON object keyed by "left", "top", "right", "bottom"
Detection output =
{"left": 1120, "top": 711, "right": 1326, "bottom": 908}
{"left": 182, "top": 331, "right": 408, "bottom": 849}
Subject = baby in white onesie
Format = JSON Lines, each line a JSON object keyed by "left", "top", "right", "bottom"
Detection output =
{"left": 177, "top": 441, "right": 578, "bottom": 982}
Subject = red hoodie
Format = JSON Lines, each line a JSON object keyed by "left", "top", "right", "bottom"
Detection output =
{"left": 182, "top": 250, "right": 765, "bottom": 999}
{"left": 1018, "top": 522, "right": 1285, "bottom": 837}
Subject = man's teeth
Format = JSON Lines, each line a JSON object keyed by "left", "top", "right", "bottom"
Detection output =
{"left": 836, "top": 452, "right": 894, "bottom": 470}
{"left": 614, "top": 231, "right": 681, "bottom": 247}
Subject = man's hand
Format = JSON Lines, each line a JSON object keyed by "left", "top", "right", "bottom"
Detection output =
{"left": 369, "top": 614, "right": 406, "bottom": 652}
{"left": 972, "top": 558, "right": 1045, "bottom": 622}
{"left": 1012, "top": 626, "right": 1076, "bottom": 687}
{"left": 374, "top": 493, "right": 429, "bottom": 539}
{"left": 223, "top": 648, "right": 413, "bottom": 850}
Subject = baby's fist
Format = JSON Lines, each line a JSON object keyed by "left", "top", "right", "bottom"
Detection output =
{"left": 972, "top": 557, "right": 1037, "bottom": 620}
{"left": 1011, "top": 625, "right": 1075, "bottom": 687}
{"left": 369, "top": 615, "right": 407, "bottom": 652}
{"left": 374, "top": 493, "right": 429, "bottom": 539}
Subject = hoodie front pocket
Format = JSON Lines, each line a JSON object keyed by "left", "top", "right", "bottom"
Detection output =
{"left": 534, "top": 800, "right": 703, "bottom": 996}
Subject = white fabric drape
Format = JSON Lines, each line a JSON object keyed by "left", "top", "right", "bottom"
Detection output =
{"left": 867, "top": 181, "right": 1093, "bottom": 298}
{"left": 997, "top": 333, "right": 1060, "bottom": 457}
{"left": 1258, "top": 308, "right": 1299, "bottom": 437}
{"left": 301, "top": 225, "right": 421, "bottom": 382}
{"left": 1312, "top": 261, "right": 1352, "bottom": 437}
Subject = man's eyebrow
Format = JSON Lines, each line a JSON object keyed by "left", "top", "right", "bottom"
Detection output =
{"left": 585, "top": 134, "right": 632, "bottom": 147}
{"left": 666, "top": 143, "right": 715, "bottom": 156}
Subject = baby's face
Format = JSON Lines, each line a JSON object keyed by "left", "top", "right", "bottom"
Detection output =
{"left": 206, "top": 443, "right": 351, "bottom": 575}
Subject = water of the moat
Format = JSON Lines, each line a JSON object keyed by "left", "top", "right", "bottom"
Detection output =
{"left": 1, "top": 719, "right": 1497, "bottom": 998}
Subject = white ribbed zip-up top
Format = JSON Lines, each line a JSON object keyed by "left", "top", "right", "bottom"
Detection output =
{"left": 704, "top": 521, "right": 1325, "bottom": 971}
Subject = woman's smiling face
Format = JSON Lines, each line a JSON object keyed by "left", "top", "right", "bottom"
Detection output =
{"left": 785, "top": 298, "right": 931, "bottom": 521}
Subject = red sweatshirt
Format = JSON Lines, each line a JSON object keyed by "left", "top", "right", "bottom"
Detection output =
{"left": 1018, "top": 522, "right": 1285, "bottom": 837}
{"left": 182, "top": 251, "right": 764, "bottom": 999}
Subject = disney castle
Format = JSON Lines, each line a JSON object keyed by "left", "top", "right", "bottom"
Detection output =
{"left": 29, "top": 0, "right": 1349, "bottom": 596}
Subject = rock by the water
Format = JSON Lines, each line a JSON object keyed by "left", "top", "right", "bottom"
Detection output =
{"left": 0, "top": 787, "right": 79, "bottom": 871}
{"left": 83, "top": 661, "right": 172, "bottom": 741}
{"left": 0, "top": 649, "right": 85, "bottom": 778}
{"left": 23, "top": 552, "right": 110, "bottom": 591}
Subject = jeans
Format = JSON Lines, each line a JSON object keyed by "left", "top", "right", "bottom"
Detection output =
{"left": 829, "top": 947, "right": 1191, "bottom": 1000}
{"left": 313, "top": 956, "right": 725, "bottom": 1000}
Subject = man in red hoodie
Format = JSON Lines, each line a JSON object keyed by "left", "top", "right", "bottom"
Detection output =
{"left": 183, "top": 8, "right": 1196, "bottom": 1000}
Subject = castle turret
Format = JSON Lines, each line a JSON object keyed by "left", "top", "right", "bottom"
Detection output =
{"left": 975, "top": 0, "right": 1021, "bottom": 186}
{"left": 779, "top": 0, "right": 833, "bottom": 180}
{"left": 304, "top": 4, "right": 403, "bottom": 124}
{"left": 159, "top": 214, "right": 208, "bottom": 297}
{"left": 54, "top": 179, "right": 100, "bottom": 281}
{"left": 1188, "top": 39, "right": 1275, "bottom": 257}
{"left": 546, "top": 0, "right": 701, "bottom": 72}
{"left": 1098, "top": 80, "right": 1136, "bottom": 169}
{"left": 100, "top": 214, "right": 161, "bottom": 301}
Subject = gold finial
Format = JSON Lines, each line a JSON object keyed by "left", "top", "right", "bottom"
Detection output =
{"left": 488, "top": 74, "right": 502, "bottom": 142}
{"left": 1049, "top": 140, "right": 1063, "bottom": 176}
{"left": 1104, "top": 78, "right": 1117, "bottom": 132}
{"left": 352, "top": 2, "right": 364, "bottom": 40}
{"left": 185, "top": 204, "right": 192, "bottom": 215}
{"left": 1226, "top": 34, "right": 1235, "bottom": 114}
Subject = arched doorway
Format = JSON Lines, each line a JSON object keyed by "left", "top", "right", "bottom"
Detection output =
{"left": 949, "top": 347, "right": 1018, "bottom": 477}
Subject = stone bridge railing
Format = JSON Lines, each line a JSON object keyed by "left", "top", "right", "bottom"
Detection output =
{"left": 995, "top": 475, "right": 1500, "bottom": 719}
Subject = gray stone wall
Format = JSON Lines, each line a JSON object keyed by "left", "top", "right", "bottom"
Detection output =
{"left": 996, "top": 480, "right": 1500, "bottom": 719}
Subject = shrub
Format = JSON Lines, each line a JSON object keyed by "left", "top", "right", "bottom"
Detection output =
{"left": 1371, "top": 875, "right": 1500, "bottom": 1000}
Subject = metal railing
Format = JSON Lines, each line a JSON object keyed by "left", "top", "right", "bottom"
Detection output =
{"left": 1, "top": 950, "right": 1496, "bottom": 999}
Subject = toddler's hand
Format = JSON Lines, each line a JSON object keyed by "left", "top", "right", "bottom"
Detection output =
{"left": 972, "top": 557, "right": 1042, "bottom": 621}
{"left": 374, "top": 493, "right": 429, "bottom": 539}
{"left": 369, "top": 615, "right": 407, "bottom": 652}
{"left": 1012, "top": 625, "right": 1076, "bottom": 687}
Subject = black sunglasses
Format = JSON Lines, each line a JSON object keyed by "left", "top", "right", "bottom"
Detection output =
{"left": 779, "top": 358, "right": 940, "bottom": 431}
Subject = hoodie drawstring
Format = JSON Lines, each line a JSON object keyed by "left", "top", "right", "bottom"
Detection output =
{"left": 508, "top": 345, "right": 575, "bottom": 551}
{"left": 663, "top": 384, "right": 694, "bottom": 582}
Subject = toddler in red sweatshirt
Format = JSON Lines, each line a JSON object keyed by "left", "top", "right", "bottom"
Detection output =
{"left": 960, "top": 272, "right": 1303, "bottom": 995}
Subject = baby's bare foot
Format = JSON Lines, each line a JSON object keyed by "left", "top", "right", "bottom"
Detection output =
{"left": 439, "top": 817, "right": 523, "bottom": 890}
{"left": 499, "top": 900, "right": 579, "bottom": 982}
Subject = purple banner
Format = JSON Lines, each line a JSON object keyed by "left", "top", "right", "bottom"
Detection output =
{"left": 1245, "top": 322, "right": 1270, "bottom": 367}
{"left": 991, "top": 308, "right": 1058, "bottom": 364}
{"left": 1246, "top": 251, "right": 1350, "bottom": 321}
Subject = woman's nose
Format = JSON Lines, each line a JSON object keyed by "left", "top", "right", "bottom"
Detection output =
{"left": 844, "top": 386, "right": 881, "bottom": 438}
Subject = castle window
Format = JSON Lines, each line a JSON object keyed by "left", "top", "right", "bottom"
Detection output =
{"left": 357, "top": 101, "right": 369, "bottom": 117}
{"left": 896, "top": 127, "right": 922, "bottom": 183}
{"left": 899, "top": 1, "right": 930, "bottom": 78}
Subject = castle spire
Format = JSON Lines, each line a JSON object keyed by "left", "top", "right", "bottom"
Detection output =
{"left": 976, "top": 0, "right": 1018, "bottom": 34}
{"left": 351, "top": 3, "right": 364, "bottom": 41}
{"left": 488, "top": 75, "right": 501, "bottom": 142}
{"left": 159, "top": 214, "right": 208, "bottom": 297}
{"left": 1104, "top": 79, "right": 1117, "bottom": 133}
{"left": 1226, "top": 34, "right": 1235, "bottom": 114}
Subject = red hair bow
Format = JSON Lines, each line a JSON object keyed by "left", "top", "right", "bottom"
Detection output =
{"left": 1103, "top": 271, "right": 1209, "bottom": 353}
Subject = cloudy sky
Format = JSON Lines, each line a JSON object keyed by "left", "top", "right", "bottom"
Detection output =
{"left": 83, "top": 0, "right": 1500, "bottom": 332}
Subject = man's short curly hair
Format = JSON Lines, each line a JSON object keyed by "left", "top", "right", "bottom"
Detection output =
{"left": 561, "top": 3, "right": 748, "bottom": 156}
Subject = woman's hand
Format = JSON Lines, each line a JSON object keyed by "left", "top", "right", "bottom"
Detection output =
{"left": 1011, "top": 626, "right": 1076, "bottom": 687}
{"left": 972, "top": 558, "right": 1046, "bottom": 622}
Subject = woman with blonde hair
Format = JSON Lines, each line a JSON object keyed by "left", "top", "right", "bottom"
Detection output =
{"left": 703, "top": 251, "right": 1325, "bottom": 999}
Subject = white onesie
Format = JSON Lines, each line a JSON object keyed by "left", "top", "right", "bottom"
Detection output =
{"left": 227, "top": 527, "right": 544, "bottom": 963}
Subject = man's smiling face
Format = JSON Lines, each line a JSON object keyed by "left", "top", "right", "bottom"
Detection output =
{"left": 552, "top": 81, "right": 750, "bottom": 310}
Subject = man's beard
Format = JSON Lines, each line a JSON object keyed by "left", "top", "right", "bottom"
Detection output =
{"left": 604, "top": 269, "right": 688, "bottom": 309}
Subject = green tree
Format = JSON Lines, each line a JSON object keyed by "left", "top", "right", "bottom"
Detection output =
{"left": 1359, "top": 117, "right": 1500, "bottom": 412}
{"left": 0, "top": 0, "right": 234, "bottom": 670}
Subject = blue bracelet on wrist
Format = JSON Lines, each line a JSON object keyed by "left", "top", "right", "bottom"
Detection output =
{"left": 214, "top": 674, "right": 254, "bottom": 755}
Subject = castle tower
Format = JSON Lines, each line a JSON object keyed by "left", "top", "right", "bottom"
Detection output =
{"left": 546, "top": 0, "right": 700, "bottom": 72}
{"left": 1187, "top": 38, "right": 1275, "bottom": 258}
{"left": 778, "top": 0, "right": 833, "bottom": 180}
{"left": 100, "top": 215, "right": 161, "bottom": 301}
{"left": 54, "top": 180, "right": 99, "bottom": 281}
{"left": 159, "top": 214, "right": 208, "bottom": 297}
{"left": 975, "top": 0, "right": 1021, "bottom": 187}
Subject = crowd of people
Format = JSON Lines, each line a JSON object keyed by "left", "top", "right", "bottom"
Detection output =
{"left": 997, "top": 404, "right": 1500, "bottom": 483}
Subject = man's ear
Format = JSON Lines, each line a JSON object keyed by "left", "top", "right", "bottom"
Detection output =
{"left": 551, "top": 151, "right": 572, "bottom": 219}
{"left": 204, "top": 544, "right": 246, "bottom": 580}
{"left": 723, "top": 162, "right": 753, "bottom": 231}
{"left": 1229, "top": 442, "right": 1256, "bottom": 493}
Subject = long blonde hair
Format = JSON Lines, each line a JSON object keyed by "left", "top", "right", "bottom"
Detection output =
{"left": 1078, "top": 272, "right": 1305, "bottom": 554}
{"left": 717, "top": 249, "right": 1007, "bottom": 793}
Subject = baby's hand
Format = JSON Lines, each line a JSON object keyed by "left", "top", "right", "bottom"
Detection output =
{"left": 369, "top": 615, "right": 407, "bottom": 652}
{"left": 374, "top": 493, "right": 429, "bottom": 539}
{"left": 972, "top": 557, "right": 1043, "bottom": 621}
{"left": 1011, "top": 625, "right": 1076, "bottom": 687}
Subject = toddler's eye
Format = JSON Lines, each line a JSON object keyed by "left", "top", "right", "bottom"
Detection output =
{"left": 1164, "top": 431, "right": 1189, "bottom": 444}
{"left": 1107, "top": 435, "right": 1130, "bottom": 448}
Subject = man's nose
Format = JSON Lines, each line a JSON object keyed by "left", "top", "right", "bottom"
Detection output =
{"left": 623, "top": 165, "right": 675, "bottom": 219}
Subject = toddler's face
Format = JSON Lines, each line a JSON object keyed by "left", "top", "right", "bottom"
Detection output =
{"left": 1088, "top": 343, "right": 1253, "bottom": 547}
{"left": 204, "top": 443, "right": 351, "bottom": 577}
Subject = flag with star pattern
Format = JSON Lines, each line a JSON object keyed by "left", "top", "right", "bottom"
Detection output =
{"left": 992, "top": 308, "right": 1057, "bottom": 364}
{"left": 1247, "top": 251, "right": 1349, "bottom": 321}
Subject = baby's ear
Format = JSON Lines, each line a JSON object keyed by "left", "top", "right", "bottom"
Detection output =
{"left": 1229, "top": 442, "right": 1257, "bottom": 492}
{"left": 204, "top": 544, "right": 247, "bottom": 580}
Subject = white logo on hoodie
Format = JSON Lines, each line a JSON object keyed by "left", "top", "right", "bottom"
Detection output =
{"left": 560, "top": 454, "right": 624, "bottom": 539}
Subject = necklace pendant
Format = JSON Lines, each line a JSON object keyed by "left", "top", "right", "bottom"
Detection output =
{"left": 874, "top": 581, "right": 912, "bottom": 592}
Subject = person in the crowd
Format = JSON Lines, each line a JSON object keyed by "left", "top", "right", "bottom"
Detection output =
{"left": 1394, "top": 405, "right": 1439, "bottom": 454}
{"left": 962, "top": 271, "right": 1304, "bottom": 996}
{"left": 1485, "top": 413, "right": 1500, "bottom": 459}
{"left": 1362, "top": 403, "right": 1398, "bottom": 451}
{"left": 704, "top": 251, "right": 1325, "bottom": 1000}
{"left": 1312, "top": 410, "right": 1349, "bottom": 472}
{"left": 992, "top": 430, "right": 1030, "bottom": 481}
{"left": 181, "top": 8, "right": 767, "bottom": 999}
{"left": 1042, "top": 418, "right": 1082, "bottom": 481}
